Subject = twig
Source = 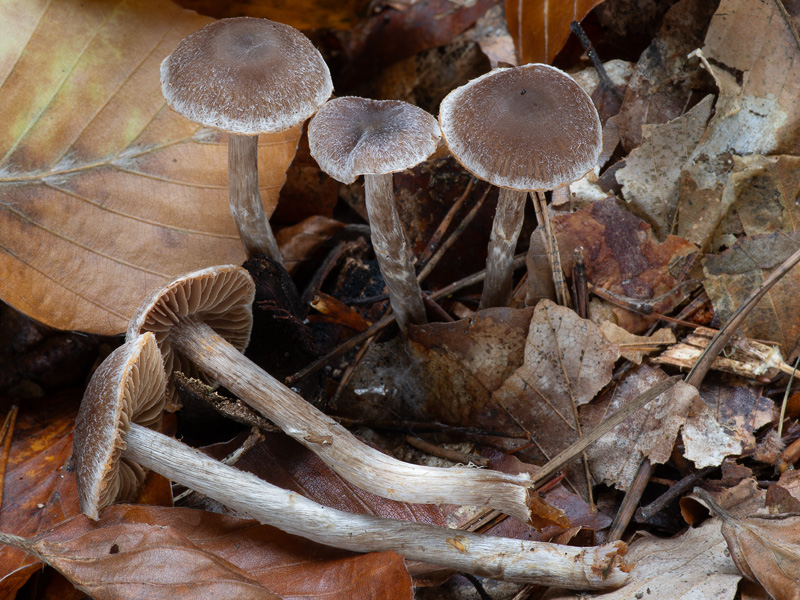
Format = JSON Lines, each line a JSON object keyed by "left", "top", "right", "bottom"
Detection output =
{"left": 0, "top": 405, "right": 18, "bottom": 510}
{"left": 287, "top": 255, "right": 528, "bottom": 384}
{"left": 532, "top": 191, "right": 571, "bottom": 307}
{"left": 607, "top": 458, "right": 654, "bottom": 541}
{"left": 405, "top": 436, "right": 488, "bottom": 467}
{"left": 333, "top": 416, "right": 531, "bottom": 439}
{"left": 572, "top": 247, "right": 589, "bottom": 318}
{"left": 635, "top": 466, "right": 717, "bottom": 523}
{"left": 416, "top": 177, "right": 476, "bottom": 266}
{"left": 569, "top": 21, "right": 623, "bottom": 100}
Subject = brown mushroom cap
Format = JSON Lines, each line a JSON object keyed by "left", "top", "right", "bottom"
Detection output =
{"left": 438, "top": 64, "right": 602, "bottom": 191}
{"left": 127, "top": 265, "right": 255, "bottom": 386}
{"left": 308, "top": 97, "right": 441, "bottom": 184}
{"left": 74, "top": 332, "right": 166, "bottom": 520}
{"left": 161, "top": 17, "right": 333, "bottom": 135}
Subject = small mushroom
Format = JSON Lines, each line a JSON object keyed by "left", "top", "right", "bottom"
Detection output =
{"left": 439, "top": 64, "right": 602, "bottom": 308}
{"left": 308, "top": 97, "right": 440, "bottom": 331}
{"left": 161, "top": 17, "right": 333, "bottom": 262}
{"left": 127, "top": 265, "right": 540, "bottom": 525}
{"left": 73, "top": 332, "right": 629, "bottom": 589}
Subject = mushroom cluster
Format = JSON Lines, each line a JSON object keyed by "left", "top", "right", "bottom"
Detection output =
{"left": 68, "top": 14, "right": 618, "bottom": 591}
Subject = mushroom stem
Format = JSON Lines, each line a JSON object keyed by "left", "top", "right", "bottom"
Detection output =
{"left": 479, "top": 188, "right": 528, "bottom": 309}
{"left": 168, "top": 318, "right": 536, "bottom": 525}
{"left": 228, "top": 134, "right": 283, "bottom": 262}
{"left": 122, "top": 423, "right": 629, "bottom": 589}
{"left": 363, "top": 173, "right": 427, "bottom": 331}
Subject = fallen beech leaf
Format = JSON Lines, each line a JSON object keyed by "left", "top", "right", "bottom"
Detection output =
{"left": 491, "top": 301, "right": 619, "bottom": 493}
{"left": 703, "top": 232, "right": 800, "bottom": 354}
{"left": 504, "top": 0, "right": 605, "bottom": 65}
{"left": 0, "top": 520, "right": 281, "bottom": 600}
{"left": 766, "top": 470, "right": 800, "bottom": 513}
{"left": 0, "top": 0, "right": 301, "bottom": 335}
{"left": 617, "top": 95, "right": 713, "bottom": 240}
{"left": 696, "top": 489, "right": 800, "bottom": 600}
{"left": 546, "top": 518, "right": 741, "bottom": 600}
{"left": 554, "top": 199, "right": 700, "bottom": 333}
{"left": 0, "top": 393, "right": 82, "bottom": 596}
{"left": 2, "top": 505, "right": 412, "bottom": 600}
{"left": 581, "top": 365, "right": 697, "bottom": 490}
{"left": 175, "top": 0, "right": 371, "bottom": 29}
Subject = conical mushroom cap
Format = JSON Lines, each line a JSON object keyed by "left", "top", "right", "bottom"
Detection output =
{"left": 308, "top": 97, "right": 441, "bottom": 184}
{"left": 161, "top": 17, "right": 333, "bottom": 135}
{"left": 127, "top": 265, "right": 255, "bottom": 392}
{"left": 74, "top": 332, "right": 166, "bottom": 520}
{"left": 439, "top": 63, "right": 602, "bottom": 191}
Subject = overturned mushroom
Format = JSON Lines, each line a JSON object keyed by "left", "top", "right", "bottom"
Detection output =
{"left": 439, "top": 64, "right": 602, "bottom": 308}
{"left": 73, "top": 332, "right": 630, "bottom": 589}
{"left": 161, "top": 17, "right": 333, "bottom": 262}
{"left": 127, "top": 265, "right": 541, "bottom": 525}
{"left": 308, "top": 97, "right": 440, "bottom": 331}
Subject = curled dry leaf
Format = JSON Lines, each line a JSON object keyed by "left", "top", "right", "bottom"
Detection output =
{"left": 275, "top": 216, "right": 347, "bottom": 275}
{"left": 695, "top": 488, "right": 800, "bottom": 600}
{"left": 0, "top": 0, "right": 301, "bottom": 334}
{"left": 599, "top": 321, "right": 675, "bottom": 365}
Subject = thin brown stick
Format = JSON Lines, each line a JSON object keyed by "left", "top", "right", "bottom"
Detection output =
{"left": 635, "top": 466, "right": 716, "bottom": 523}
{"left": 416, "top": 178, "right": 476, "bottom": 266}
{"left": 607, "top": 457, "right": 654, "bottom": 541}
{"left": 418, "top": 184, "right": 492, "bottom": 283}
{"left": 572, "top": 247, "right": 589, "bottom": 318}
{"left": 685, "top": 244, "right": 800, "bottom": 388}
{"left": 405, "top": 436, "right": 489, "bottom": 467}
{"left": 287, "top": 254, "right": 528, "bottom": 384}
{"left": 0, "top": 405, "right": 18, "bottom": 510}
{"left": 532, "top": 191, "right": 571, "bottom": 307}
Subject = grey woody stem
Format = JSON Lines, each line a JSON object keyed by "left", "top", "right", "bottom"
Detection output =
{"left": 169, "top": 319, "right": 536, "bottom": 525}
{"left": 228, "top": 134, "right": 283, "bottom": 263}
{"left": 123, "top": 424, "right": 629, "bottom": 589}
{"left": 479, "top": 188, "right": 527, "bottom": 309}
{"left": 363, "top": 173, "right": 427, "bottom": 331}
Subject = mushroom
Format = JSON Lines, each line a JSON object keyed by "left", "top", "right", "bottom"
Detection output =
{"left": 160, "top": 17, "right": 333, "bottom": 262}
{"left": 127, "top": 265, "right": 541, "bottom": 525}
{"left": 439, "top": 64, "right": 602, "bottom": 308}
{"left": 73, "top": 332, "right": 630, "bottom": 589}
{"left": 308, "top": 97, "right": 440, "bottom": 331}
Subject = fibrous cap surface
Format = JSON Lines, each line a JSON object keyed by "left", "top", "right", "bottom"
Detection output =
{"left": 308, "top": 97, "right": 441, "bottom": 184}
{"left": 161, "top": 17, "right": 333, "bottom": 134}
{"left": 439, "top": 63, "right": 602, "bottom": 191}
{"left": 74, "top": 332, "right": 166, "bottom": 519}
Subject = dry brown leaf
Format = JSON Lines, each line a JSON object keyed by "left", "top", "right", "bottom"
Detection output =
{"left": 275, "top": 216, "right": 346, "bottom": 275}
{"left": 1, "top": 520, "right": 281, "bottom": 600}
{"left": 615, "top": 0, "right": 718, "bottom": 152}
{"left": 175, "top": 0, "right": 371, "bottom": 29}
{"left": 545, "top": 518, "right": 741, "bottom": 600}
{"left": 553, "top": 198, "right": 700, "bottom": 333}
{"left": 0, "top": 0, "right": 301, "bottom": 335}
{"left": 0, "top": 393, "right": 82, "bottom": 596}
{"left": 491, "top": 301, "right": 619, "bottom": 494}
{"left": 599, "top": 321, "right": 675, "bottom": 365}
{"left": 697, "top": 489, "right": 800, "bottom": 600}
{"left": 766, "top": 470, "right": 800, "bottom": 513}
{"left": 683, "top": 378, "right": 775, "bottom": 469}
{"left": 676, "top": 0, "right": 800, "bottom": 249}
{"left": 703, "top": 232, "right": 800, "bottom": 354}
{"left": 616, "top": 94, "right": 713, "bottom": 240}
{"left": 504, "top": 0, "right": 605, "bottom": 65}
{"left": 580, "top": 365, "right": 697, "bottom": 491}
{"left": 8, "top": 505, "right": 412, "bottom": 600}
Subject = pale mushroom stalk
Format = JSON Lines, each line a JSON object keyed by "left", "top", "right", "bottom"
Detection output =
{"left": 364, "top": 173, "right": 426, "bottom": 329}
{"left": 122, "top": 424, "right": 629, "bottom": 589}
{"left": 166, "top": 316, "right": 537, "bottom": 524}
{"left": 308, "top": 97, "right": 441, "bottom": 332}
{"left": 228, "top": 134, "right": 282, "bottom": 262}
{"left": 480, "top": 188, "right": 528, "bottom": 309}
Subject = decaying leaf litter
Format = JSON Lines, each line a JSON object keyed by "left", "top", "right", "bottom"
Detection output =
{"left": 1, "top": 0, "right": 800, "bottom": 598}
